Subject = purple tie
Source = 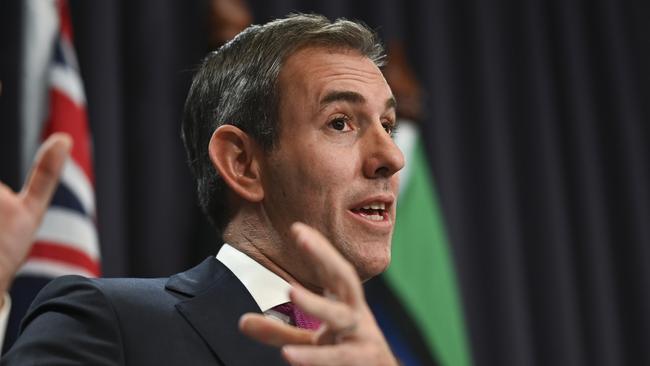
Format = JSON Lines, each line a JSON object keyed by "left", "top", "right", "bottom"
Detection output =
{"left": 272, "top": 303, "right": 321, "bottom": 330}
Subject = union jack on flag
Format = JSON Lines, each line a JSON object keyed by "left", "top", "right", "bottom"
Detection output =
{"left": 20, "top": 0, "right": 100, "bottom": 279}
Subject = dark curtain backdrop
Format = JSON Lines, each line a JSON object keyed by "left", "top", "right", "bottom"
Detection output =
{"left": 1, "top": 0, "right": 649, "bottom": 365}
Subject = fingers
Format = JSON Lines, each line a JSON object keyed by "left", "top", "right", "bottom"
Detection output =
{"left": 0, "top": 180, "right": 14, "bottom": 201}
{"left": 283, "top": 344, "right": 340, "bottom": 366}
{"left": 290, "top": 222, "right": 364, "bottom": 307}
{"left": 21, "top": 133, "right": 72, "bottom": 216}
{"left": 290, "top": 285, "right": 357, "bottom": 336}
{"left": 239, "top": 313, "right": 314, "bottom": 347}
{"left": 283, "top": 344, "right": 361, "bottom": 366}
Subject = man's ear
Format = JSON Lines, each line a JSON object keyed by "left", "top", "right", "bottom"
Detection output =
{"left": 208, "top": 125, "right": 264, "bottom": 202}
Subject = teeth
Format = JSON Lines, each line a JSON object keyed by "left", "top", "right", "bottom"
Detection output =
{"left": 361, "top": 202, "right": 385, "bottom": 210}
{"left": 358, "top": 212, "right": 384, "bottom": 221}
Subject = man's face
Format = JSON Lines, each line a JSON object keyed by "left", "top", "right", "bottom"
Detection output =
{"left": 259, "top": 47, "right": 404, "bottom": 283}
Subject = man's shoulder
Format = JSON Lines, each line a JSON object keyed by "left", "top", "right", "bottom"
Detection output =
{"left": 36, "top": 275, "right": 172, "bottom": 309}
{"left": 3, "top": 257, "right": 285, "bottom": 366}
{"left": 44, "top": 274, "right": 167, "bottom": 294}
{"left": 34, "top": 256, "right": 227, "bottom": 310}
{"left": 3, "top": 257, "right": 244, "bottom": 365}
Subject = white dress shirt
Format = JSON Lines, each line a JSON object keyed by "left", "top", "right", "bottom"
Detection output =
{"left": 0, "top": 293, "right": 10, "bottom": 350}
{"left": 216, "top": 243, "right": 292, "bottom": 323}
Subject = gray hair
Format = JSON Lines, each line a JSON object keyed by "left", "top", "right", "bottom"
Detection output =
{"left": 181, "top": 13, "right": 385, "bottom": 231}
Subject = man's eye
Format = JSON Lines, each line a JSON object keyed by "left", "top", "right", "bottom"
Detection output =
{"left": 329, "top": 116, "right": 351, "bottom": 131}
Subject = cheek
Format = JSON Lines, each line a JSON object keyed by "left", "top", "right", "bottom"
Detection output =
{"left": 270, "top": 141, "right": 360, "bottom": 214}
{"left": 311, "top": 145, "right": 358, "bottom": 179}
{"left": 303, "top": 160, "right": 355, "bottom": 208}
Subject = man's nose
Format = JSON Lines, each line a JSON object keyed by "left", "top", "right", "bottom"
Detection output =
{"left": 362, "top": 124, "right": 405, "bottom": 179}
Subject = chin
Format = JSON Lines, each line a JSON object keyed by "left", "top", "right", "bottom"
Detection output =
{"left": 334, "top": 231, "right": 393, "bottom": 280}
{"left": 355, "top": 250, "right": 391, "bottom": 281}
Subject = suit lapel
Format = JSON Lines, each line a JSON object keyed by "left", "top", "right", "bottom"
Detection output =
{"left": 168, "top": 258, "right": 287, "bottom": 366}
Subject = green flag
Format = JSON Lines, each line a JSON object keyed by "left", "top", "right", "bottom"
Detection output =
{"left": 387, "top": 120, "right": 473, "bottom": 366}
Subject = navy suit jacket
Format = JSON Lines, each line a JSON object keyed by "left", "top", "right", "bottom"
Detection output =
{"left": 1, "top": 257, "right": 288, "bottom": 365}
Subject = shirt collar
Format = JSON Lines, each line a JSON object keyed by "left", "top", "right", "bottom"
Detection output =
{"left": 216, "top": 243, "right": 291, "bottom": 312}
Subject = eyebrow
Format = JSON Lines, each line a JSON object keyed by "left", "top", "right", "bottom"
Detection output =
{"left": 319, "top": 90, "right": 397, "bottom": 112}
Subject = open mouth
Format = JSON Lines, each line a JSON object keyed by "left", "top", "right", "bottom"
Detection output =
{"left": 350, "top": 202, "right": 389, "bottom": 222}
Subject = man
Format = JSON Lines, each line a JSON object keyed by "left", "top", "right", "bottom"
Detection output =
{"left": 1, "top": 14, "right": 404, "bottom": 365}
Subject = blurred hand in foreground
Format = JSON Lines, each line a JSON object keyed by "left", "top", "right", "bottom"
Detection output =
{"left": 239, "top": 222, "right": 398, "bottom": 366}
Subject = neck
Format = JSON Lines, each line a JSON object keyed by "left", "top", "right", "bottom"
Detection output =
{"left": 223, "top": 211, "right": 316, "bottom": 291}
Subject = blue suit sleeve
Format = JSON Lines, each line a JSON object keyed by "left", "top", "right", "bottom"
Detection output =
{"left": 1, "top": 275, "right": 125, "bottom": 365}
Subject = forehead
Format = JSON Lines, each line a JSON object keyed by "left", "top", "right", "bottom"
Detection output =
{"left": 278, "top": 47, "right": 391, "bottom": 105}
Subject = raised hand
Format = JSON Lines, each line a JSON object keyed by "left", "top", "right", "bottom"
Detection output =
{"left": 0, "top": 133, "right": 71, "bottom": 303}
{"left": 239, "top": 222, "right": 398, "bottom": 366}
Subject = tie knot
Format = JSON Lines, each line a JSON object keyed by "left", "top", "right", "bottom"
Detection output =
{"left": 271, "top": 302, "right": 321, "bottom": 330}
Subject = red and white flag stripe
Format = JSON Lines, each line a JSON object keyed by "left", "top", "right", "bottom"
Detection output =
{"left": 18, "top": 0, "right": 100, "bottom": 279}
